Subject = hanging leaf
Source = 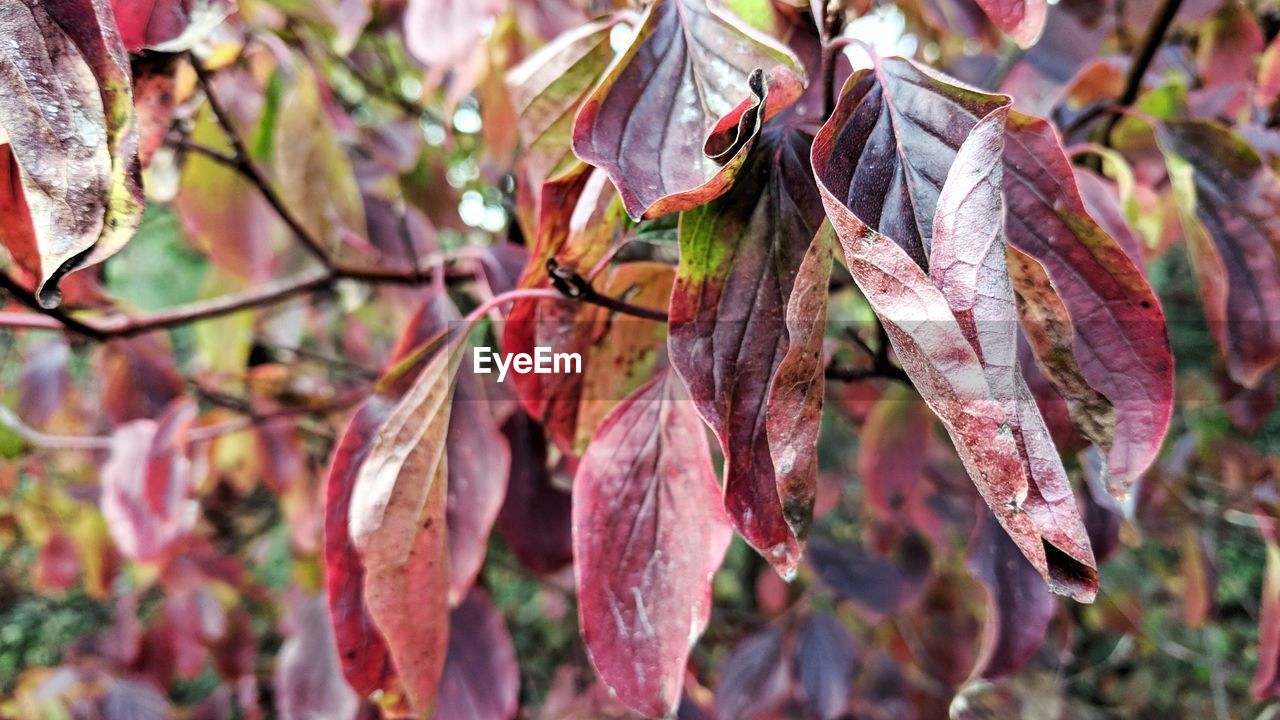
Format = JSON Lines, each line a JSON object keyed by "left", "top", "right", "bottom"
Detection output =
{"left": 572, "top": 0, "right": 804, "bottom": 219}
{"left": 0, "top": 0, "right": 143, "bottom": 307}
{"left": 669, "top": 126, "right": 828, "bottom": 576}
{"left": 1154, "top": 119, "right": 1280, "bottom": 388}
{"left": 930, "top": 106, "right": 1096, "bottom": 595}
{"left": 574, "top": 370, "right": 732, "bottom": 718}
{"left": 347, "top": 332, "right": 465, "bottom": 714}
{"left": 1002, "top": 113, "right": 1173, "bottom": 501}
{"left": 966, "top": 511, "right": 1056, "bottom": 679}
{"left": 813, "top": 55, "right": 1097, "bottom": 601}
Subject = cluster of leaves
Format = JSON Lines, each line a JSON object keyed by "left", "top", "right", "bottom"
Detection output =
{"left": 2, "top": 0, "right": 1280, "bottom": 717}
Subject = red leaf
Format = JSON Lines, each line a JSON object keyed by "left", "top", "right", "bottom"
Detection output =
{"left": 347, "top": 336, "right": 460, "bottom": 713}
{"left": 445, "top": 365, "right": 511, "bottom": 602}
{"left": 812, "top": 56, "right": 1097, "bottom": 601}
{"left": 436, "top": 588, "right": 519, "bottom": 720}
{"left": 1154, "top": 119, "right": 1280, "bottom": 388}
{"left": 275, "top": 596, "right": 361, "bottom": 720}
{"left": 669, "top": 126, "right": 830, "bottom": 576}
{"left": 323, "top": 397, "right": 398, "bottom": 697}
{"left": 930, "top": 107, "right": 1096, "bottom": 595}
{"left": 572, "top": 0, "right": 804, "bottom": 219}
{"left": 966, "top": 510, "right": 1056, "bottom": 679}
{"left": 110, "top": 0, "right": 233, "bottom": 52}
{"left": 1003, "top": 113, "right": 1173, "bottom": 499}
{"left": 495, "top": 409, "right": 573, "bottom": 574}
{"left": 972, "top": 0, "right": 1046, "bottom": 47}
{"left": 573, "top": 370, "right": 732, "bottom": 717}
{"left": 0, "top": 0, "right": 143, "bottom": 306}
{"left": 101, "top": 398, "right": 200, "bottom": 564}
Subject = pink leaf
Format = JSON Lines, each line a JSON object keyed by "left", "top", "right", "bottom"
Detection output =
{"left": 101, "top": 398, "right": 200, "bottom": 564}
{"left": 573, "top": 370, "right": 732, "bottom": 717}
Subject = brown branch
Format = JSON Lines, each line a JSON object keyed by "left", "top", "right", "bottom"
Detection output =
{"left": 190, "top": 55, "right": 335, "bottom": 269}
{"left": 1098, "top": 0, "right": 1185, "bottom": 145}
{"left": 545, "top": 259, "right": 670, "bottom": 322}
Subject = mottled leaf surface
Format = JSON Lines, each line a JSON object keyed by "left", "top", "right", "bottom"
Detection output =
{"left": 1002, "top": 113, "right": 1172, "bottom": 500}
{"left": 931, "top": 107, "right": 1096, "bottom": 597}
{"left": 670, "top": 126, "right": 828, "bottom": 577}
{"left": 573, "top": 370, "right": 732, "bottom": 718}
{"left": 813, "top": 56, "right": 1097, "bottom": 601}
{"left": 572, "top": 0, "right": 803, "bottom": 219}
{"left": 0, "top": 0, "right": 143, "bottom": 306}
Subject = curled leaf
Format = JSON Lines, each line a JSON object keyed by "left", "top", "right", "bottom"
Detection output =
{"left": 0, "top": 0, "right": 143, "bottom": 306}
{"left": 572, "top": 0, "right": 804, "bottom": 219}
{"left": 669, "top": 126, "right": 828, "bottom": 577}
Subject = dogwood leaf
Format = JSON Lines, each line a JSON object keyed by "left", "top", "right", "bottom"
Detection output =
{"left": 670, "top": 125, "right": 828, "bottom": 576}
{"left": 573, "top": 370, "right": 732, "bottom": 718}
{"left": 572, "top": 0, "right": 804, "bottom": 219}
{"left": 0, "top": 0, "right": 143, "bottom": 306}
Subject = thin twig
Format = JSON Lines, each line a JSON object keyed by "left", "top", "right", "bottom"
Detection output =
{"left": 0, "top": 406, "right": 112, "bottom": 450}
{"left": 545, "top": 259, "right": 669, "bottom": 322}
{"left": 1098, "top": 0, "right": 1185, "bottom": 146}
{"left": 190, "top": 55, "right": 335, "bottom": 268}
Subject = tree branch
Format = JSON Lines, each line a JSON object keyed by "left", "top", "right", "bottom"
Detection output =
{"left": 1099, "top": 0, "right": 1185, "bottom": 144}
{"left": 190, "top": 56, "right": 335, "bottom": 269}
